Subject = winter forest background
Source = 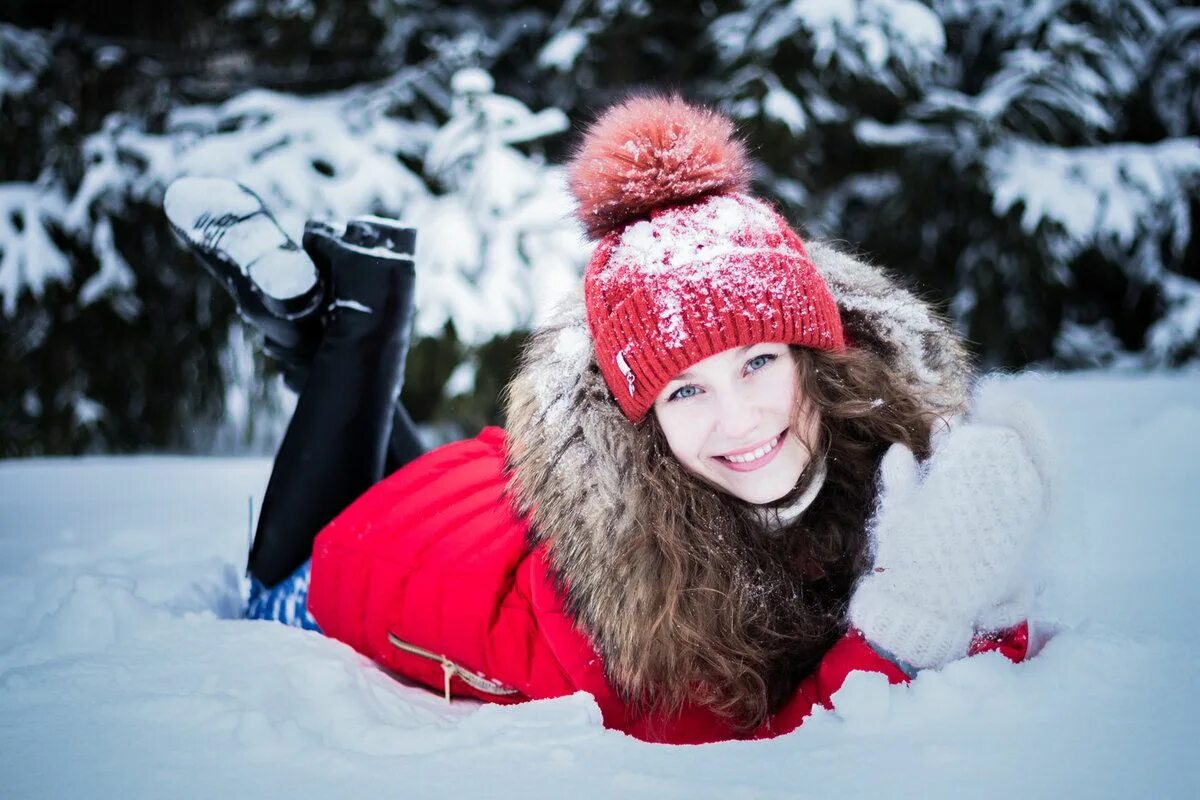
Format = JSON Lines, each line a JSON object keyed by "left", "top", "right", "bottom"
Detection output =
{"left": 2, "top": 0, "right": 1198, "bottom": 457}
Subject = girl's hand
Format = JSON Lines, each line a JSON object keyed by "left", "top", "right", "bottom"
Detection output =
{"left": 848, "top": 395, "right": 1053, "bottom": 670}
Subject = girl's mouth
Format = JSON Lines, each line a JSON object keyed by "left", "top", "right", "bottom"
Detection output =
{"left": 713, "top": 430, "right": 787, "bottom": 473}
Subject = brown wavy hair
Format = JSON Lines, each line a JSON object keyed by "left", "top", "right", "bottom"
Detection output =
{"left": 612, "top": 344, "right": 943, "bottom": 734}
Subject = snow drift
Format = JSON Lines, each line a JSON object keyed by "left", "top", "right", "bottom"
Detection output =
{"left": 1, "top": 371, "right": 1197, "bottom": 799}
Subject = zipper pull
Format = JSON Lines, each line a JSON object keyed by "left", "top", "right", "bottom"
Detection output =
{"left": 441, "top": 660, "right": 454, "bottom": 704}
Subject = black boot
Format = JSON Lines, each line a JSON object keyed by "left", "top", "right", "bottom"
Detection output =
{"left": 164, "top": 177, "right": 326, "bottom": 367}
{"left": 247, "top": 221, "right": 420, "bottom": 587}
{"left": 297, "top": 217, "right": 427, "bottom": 473}
{"left": 165, "top": 178, "right": 426, "bottom": 472}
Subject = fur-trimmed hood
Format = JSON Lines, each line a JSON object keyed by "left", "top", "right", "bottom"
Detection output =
{"left": 503, "top": 242, "right": 973, "bottom": 685}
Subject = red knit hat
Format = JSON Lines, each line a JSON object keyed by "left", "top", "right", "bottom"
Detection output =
{"left": 569, "top": 95, "right": 845, "bottom": 422}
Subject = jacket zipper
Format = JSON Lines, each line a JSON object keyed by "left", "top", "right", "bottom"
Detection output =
{"left": 387, "top": 632, "right": 520, "bottom": 702}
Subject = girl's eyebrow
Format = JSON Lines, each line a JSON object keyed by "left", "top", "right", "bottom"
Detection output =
{"left": 667, "top": 346, "right": 757, "bottom": 383}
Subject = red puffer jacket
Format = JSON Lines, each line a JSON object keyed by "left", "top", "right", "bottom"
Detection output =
{"left": 308, "top": 427, "right": 1027, "bottom": 745}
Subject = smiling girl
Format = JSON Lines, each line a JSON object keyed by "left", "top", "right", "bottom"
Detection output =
{"left": 166, "top": 95, "right": 1049, "bottom": 743}
{"left": 654, "top": 343, "right": 819, "bottom": 503}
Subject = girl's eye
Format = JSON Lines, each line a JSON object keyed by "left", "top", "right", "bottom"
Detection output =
{"left": 746, "top": 353, "right": 776, "bottom": 373}
{"left": 668, "top": 384, "right": 700, "bottom": 402}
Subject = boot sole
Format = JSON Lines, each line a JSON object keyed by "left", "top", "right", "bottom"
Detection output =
{"left": 164, "top": 178, "right": 326, "bottom": 353}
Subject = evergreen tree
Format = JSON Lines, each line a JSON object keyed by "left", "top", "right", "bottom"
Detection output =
{"left": 2, "top": 1, "right": 1197, "bottom": 455}
{"left": 706, "top": 0, "right": 1200, "bottom": 367}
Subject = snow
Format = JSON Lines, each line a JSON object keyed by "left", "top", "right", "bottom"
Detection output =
{"left": 1152, "top": 8, "right": 1200, "bottom": 137}
{"left": 553, "top": 324, "right": 589, "bottom": 359}
{"left": 986, "top": 138, "right": 1200, "bottom": 263}
{"left": 710, "top": 0, "right": 945, "bottom": 114}
{"left": 603, "top": 195, "right": 800, "bottom": 283}
{"left": 792, "top": 0, "right": 944, "bottom": 72}
{"left": 444, "top": 361, "right": 477, "bottom": 398}
{"left": 854, "top": 119, "right": 938, "bottom": 147}
{"left": 1146, "top": 273, "right": 1200, "bottom": 363}
{"left": 762, "top": 80, "right": 807, "bottom": 135}
{"left": 737, "top": 0, "right": 945, "bottom": 78}
{"left": 2, "top": 371, "right": 1198, "bottom": 798}
{"left": 0, "top": 22, "right": 51, "bottom": 100}
{"left": 0, "top": 183, "right": 71, "bottom": 314}
{"left": 599, "top": 195, "right": 804, "bottom": 351}
{"left": 538, "top": 28, "right": 590, "bottom": 72}
{"left": 78, "top": 217, "right": 137, "bottom": 308}
{"left": 209, "top": 325, "right": 295, "bottom": 455}
{"left": 450, "top": 67, "right": 494, "bottom": 96}
{"left": 1, "top": 66, "right": 585, "bottom": 347}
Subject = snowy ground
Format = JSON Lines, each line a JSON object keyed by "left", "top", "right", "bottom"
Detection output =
{"left": 2, "top": 371, "right": 1198, "bottom": 799}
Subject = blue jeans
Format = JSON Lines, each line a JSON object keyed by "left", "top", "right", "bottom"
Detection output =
{"left": 245, "top": 558, "right": 322, "bottom": 632}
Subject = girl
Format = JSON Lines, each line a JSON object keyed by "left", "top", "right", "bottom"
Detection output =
{"left": 166, "top": 96, "right": 1048, "bottom": 744}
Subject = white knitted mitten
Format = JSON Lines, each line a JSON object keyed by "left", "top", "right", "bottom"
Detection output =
{"left": 848, "top": 397, "right": 1052, "bottom": 670}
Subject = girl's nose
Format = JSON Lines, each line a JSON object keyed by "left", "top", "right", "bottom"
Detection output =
{"left": 713, "top": 390, "right": 761, "bottom": 443}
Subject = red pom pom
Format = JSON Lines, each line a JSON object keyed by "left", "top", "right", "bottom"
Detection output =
{"left": 568, "top": 95, "right": 752, "bottom": 241}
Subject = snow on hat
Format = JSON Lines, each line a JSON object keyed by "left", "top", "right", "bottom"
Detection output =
{"left": 569, "top": 94, "right": 845, "bottom": 422}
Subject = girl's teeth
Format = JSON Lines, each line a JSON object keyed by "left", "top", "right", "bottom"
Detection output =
{"left": 724, "top": 435, "right": 779, "bottom": 463}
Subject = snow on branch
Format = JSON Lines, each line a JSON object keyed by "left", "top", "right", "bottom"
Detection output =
{"left": 986, "top": 138, "right": 1200, "bottom": 267}
{"left": 0, "top": 183, "right": 70, "bottom": 314}
{"left": 713, "top": 0, "right": 946, "bottom": 90}
{"left": 414, "top": 68, "right": 586, "bottom": 343}
{"left": 1147, "top": 274, "right": 1200, "bottom": 365}
{"left": 2, "top": 67, "right": 588, "bottom": 343}
{"left": 0, "top": 22, "right": 51, "bottom": 102}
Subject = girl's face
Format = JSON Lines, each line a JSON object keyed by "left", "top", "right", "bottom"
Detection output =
{"left": 652, "top": 344, "right": 819, "bottom": 505}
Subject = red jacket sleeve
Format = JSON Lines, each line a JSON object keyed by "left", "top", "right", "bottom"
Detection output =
{"left": 760, "top": 623, "right": 1031, "bottom": 738}
{"left": 307, "top": 427, "right": 575, "bottom": 703}
{"left": 759, "top": 631, "right": 910, "bottom": 737}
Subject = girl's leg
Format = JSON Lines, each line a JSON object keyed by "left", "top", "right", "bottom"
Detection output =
{"left": 164, "top": 180, "right": 426, "bottom": 592}
{"left": 247, "top": 223, "right": 419, "bottom": 587}
{"left": 246, "top": 336, "right": 424, "bottom": 628}
{"left": 280, "top": 377, "right": 426, "bottom": 474}
{"left": 386, "top": 402, "right": 427, "bottom": 475}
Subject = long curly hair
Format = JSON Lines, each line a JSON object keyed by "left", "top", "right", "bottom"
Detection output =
{"left": 610, "top": 344, "right": 943, "bottom": 733}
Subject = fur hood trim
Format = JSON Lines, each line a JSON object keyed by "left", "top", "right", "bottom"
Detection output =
{"left": 503, "top": 243, "right": 973, "bottom": 679}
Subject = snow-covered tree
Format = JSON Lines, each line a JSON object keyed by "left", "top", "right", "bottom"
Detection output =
{"left": 3, "top": 1, "right": 1198, "bottom": 455}
{"left": 414, "top": 67, "right": 584, "bottom": 343}
{"left": 0, "top": 8, "right": 583, "bottom": 455}
{"left": 708, "top": 0, "right": 1200, "bottom": 367}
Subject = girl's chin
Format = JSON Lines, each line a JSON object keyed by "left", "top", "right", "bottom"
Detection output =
{"left": 727, "top": 484, "right": 794, "bottom": 505}
{"left": 719, "top": 469, "right": 804, "bottom": 505}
